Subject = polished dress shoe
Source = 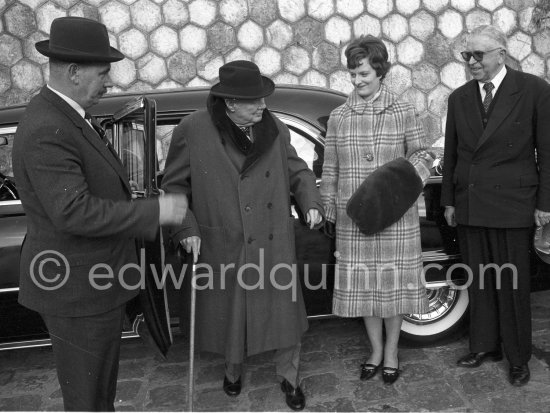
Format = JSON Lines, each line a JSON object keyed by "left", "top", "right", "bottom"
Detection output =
{"left": 382, "top": 366, "right": 400, "bottom": 385}
{"left": 456, "top": 350, "right": 502, "bottom": 368}
{"left": 223, "top": 376, "right": 241, "bottom": 396}
{"left": 280, "top": 379, "right": 305, "bottom": 411}
{"left": 509, "top": 364, "right": 530, "bottom": 386}
{"left": 360, "top": 363, "right": 380, "bottom": 381}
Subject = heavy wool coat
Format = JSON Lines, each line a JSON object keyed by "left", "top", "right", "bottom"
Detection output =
{"left": 13, "top": 86, "right": 159, "bottom": 317}
{"left": 161, "top": 108, "right": 323, "bottom": 362}
{"left": 320, "top": 85, "right": 430, "bottom": 318}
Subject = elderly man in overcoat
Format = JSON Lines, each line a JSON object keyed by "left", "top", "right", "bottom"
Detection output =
{"left": 162, "top": 60, "right": 323, "bottom": 411}
{"left": 12, "top": 17, "right": 186, "bottom": 411}
{"left": 441, "top": 24, "right": 550, "bottom": 386}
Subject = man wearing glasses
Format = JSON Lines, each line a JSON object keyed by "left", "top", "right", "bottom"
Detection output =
{"left": 441, "top": 25, "right": 550, "bottom": 386}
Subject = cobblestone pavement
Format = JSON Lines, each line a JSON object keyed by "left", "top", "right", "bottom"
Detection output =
{"left": 1, "top": 290, "right": 549, "bottom": 412}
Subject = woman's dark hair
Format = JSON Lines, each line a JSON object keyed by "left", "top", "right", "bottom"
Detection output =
{"left": 345, "top": 35, "right": 391, "bottom": 80}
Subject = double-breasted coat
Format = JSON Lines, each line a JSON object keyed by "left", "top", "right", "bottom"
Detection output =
{"left": 161, "top": 108, "right": 323, "bottom": 362}
{"left": 320, "top": 85, "right": 430, "bottom": 318}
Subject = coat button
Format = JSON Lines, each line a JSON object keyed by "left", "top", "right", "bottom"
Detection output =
{"left": 364, "top": 153, "right": 374, "bottom": 161}
{"left": 241, "top": 175, "right": 247, "bottom": 180}
{"left": 495, "top": 184, "right": 501, "bottom": 189}
{"left": 248, "top": 237, "right": 254, "bottom": 244}
{"left": 245, "top": 205, "right": 251, "bottom": 212}
{"left": 265, "top": 171, "right": 270, "bottom": 177}
{"left": 469, "top": 183, "right": 474, "bottom": 188}
{"left": 268, "top": 234, "right": 273, "bottom": 240}
{"left": 267, "top": 202, "right": 273, "bottom": 209}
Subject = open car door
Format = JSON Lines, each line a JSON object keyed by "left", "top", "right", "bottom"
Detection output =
{"left": 103, "top": 96, "right": 172, "bottom": 357}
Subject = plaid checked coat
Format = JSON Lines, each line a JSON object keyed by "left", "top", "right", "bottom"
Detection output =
{"left": 320, "top": 85, "right": 430, "bottom": 317}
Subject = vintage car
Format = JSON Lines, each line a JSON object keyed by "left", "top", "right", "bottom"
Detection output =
{"left": 1, "top": 85, "right": 547, "bottom": 352}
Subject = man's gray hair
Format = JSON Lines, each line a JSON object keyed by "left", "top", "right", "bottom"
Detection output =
{"left": 469, "top": 25, "right": 508, "bottom": 51}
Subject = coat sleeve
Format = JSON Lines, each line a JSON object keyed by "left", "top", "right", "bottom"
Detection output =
{"left": 161, "top": 119, "right": 200, "bottom": 243}
{"left": 403, "top": 103, "right": 432, "bottom": 185}
{"left": 281, "top": 123, "right": 325, "bottom": 224}
{"left": 534, "top": 78, "right": 550, "bottom": 212}
{"left": 21, "top": 125, "right": 159, "bottom": 240}
{"left": 319, "top": 112, "right": 339, "bottom": 224}
{"left": 441, "top": 93, "right": 458, "bottom": 207}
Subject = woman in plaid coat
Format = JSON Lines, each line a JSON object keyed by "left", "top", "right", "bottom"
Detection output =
{"left": 320, "top": 36, "right": 432, "bottom": 384}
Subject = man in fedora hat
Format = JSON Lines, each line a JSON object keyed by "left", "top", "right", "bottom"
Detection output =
{"left": 12, "top": 17, "right": 187, "bottom": 411}
{"left": 162, "top": 60, "right": 324, "bottom": 410}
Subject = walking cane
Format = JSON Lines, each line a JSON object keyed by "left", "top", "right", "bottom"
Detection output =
{"left": 188, "top": 262, "right": 196, "bottom": 411}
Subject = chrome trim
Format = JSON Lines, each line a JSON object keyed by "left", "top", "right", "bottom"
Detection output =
{"left": 0, "top": 126, "right": 17, "bottom": 135}
{"left": 422, "top": 251, "right": 461, "bottom": 262}
{"left": 0, "top": 200, "right": 22, "bottom": 206}
{"left": 0, "top": 287, "right": 19, "bottom": 293}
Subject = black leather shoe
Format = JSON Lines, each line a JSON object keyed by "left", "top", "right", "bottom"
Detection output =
{"left": 456, "top": 350, "right": 503, "bottom": 368}
{"left": 509, "top": 364, "right": 530, "bottom": 387}
{"left": 280, "top": 379, "right": 305, "bottom": 411}
{"left": 223, "top": 376, "right": 241, "bottom": 397}
{"left": 382, "top": 366, "right": 400, "bottom": 385}
{"left": 360, "top": 363, "right": 380, "bottom": 381}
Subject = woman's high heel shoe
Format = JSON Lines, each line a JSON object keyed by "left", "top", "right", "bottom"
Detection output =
{"left": 382, "top": 365, "right": 400, "bottom": 385}
{"left": 359, "top": 363, "right": 380, "bottom": 381}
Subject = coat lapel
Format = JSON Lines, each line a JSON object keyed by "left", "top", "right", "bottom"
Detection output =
{"left": 461, "top": 81, "right": 484, "bottom": 141}
{"left": 475, "top": 68, "right": 522, "bottom": 150}
{"left": 41, "top": 87, "right": 131, "bottom": 193}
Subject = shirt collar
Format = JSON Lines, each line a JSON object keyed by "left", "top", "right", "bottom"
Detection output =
{"left": 478, "top": 65, "right": 507, "bottom": 96}
{"left": 47, "top": 85, "right": 86, "bottom": 119}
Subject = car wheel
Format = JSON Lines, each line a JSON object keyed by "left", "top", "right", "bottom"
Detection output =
{"left": 400, "top": 286, "right": 469, "bottom": 346}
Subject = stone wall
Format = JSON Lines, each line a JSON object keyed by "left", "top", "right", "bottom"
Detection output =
{"left": 1, "top": 0, "right": 549, "bottom": 144}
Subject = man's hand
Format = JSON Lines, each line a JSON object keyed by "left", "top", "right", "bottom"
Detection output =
{"left": 535, "top": 209, "right": 550, "bottom": 227}
{"left": 306, "top": 208, "right": 322, "bottom": 229}
{"left": 444, "top": 206, "right": 457, "bottom": 227}
{"left": 181, "top": 236, "right": 201, "bottom": 263}
{"left": 158, "top": 193, "right": 188, "bottom": 226}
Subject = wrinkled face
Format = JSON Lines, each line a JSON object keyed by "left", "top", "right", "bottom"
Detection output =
{"left": 226, "top": 98, "right": 267, "bottom": 126}
{"left": 464, "top": 35, "right": 505, "bottom": 82}
{"left": 349, "top": 59, "right": 382, "bottom": 100}
{"left": 74, "top": 63, "right": 113, "bottom": 109}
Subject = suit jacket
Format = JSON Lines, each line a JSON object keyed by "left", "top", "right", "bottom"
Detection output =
{"left": 441, "top": 67, "right": 550, "bottom": 228}
{"left": 13, "top": 86, "right": 160, "bottom": 317}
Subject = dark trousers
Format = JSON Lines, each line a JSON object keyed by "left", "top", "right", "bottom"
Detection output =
{"left": 41, "top": 305, "right": 126, "bottom": 411}
{"left": 457, "top": 225, "right": 532, "bottom": 365}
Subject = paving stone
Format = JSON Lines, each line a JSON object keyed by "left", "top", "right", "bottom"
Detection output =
{"left": 237, "top": 21, "right": 263, "bottom": 52}
{"left": 353, "top": 14, "right": 381, "bottom": 38}
{"left": 278, "top": 0, "right": 306, "bottom": 23}
{"left": 308, "top": 397, "right": 356, "bottom": 412}
{"left": 295, "top": 17, "right": 324, "bottom": 49}
{"left": 399, "top": 380, "right": 468, "bottom": 411}
{"left": 247, "top": 386, "right": 273, "bottom": 411}
{"left": 366, "top": 0, "right": 393, "bottom": 18}
{"left": 325, "top": 16, "right": 351, "bottom": 46}
{"left": 410, "top": 10, "right": 436, "bottom": 41}
{"left": 179, "top": 25, "right": 207, "bottom": 56}
{"left": 163, "top": 0, "right": 189, "bottom": 28}
{"left": 188, "top": 0, "right": 216, "bottom": 27}
{"left": 115, "top": 380, "right": 143, "bottom": 404}
{"left": 145, "top": 384, "right": 187, "bottom": 411}
{"left": 100, "top": 1, "right": 131, "bottom": 34}
{"left": 0, "top": 395, "right": 43, "bottom": 411}
{"left": 302, "top": 372, "right": 340, "bottom": 399}
{"left": 469, "top": 385, "right": 550, "bottom": 412}
{"left": 249, "top": 0, "right": 277, "bottom": 26}
{"left": 307, "top": 0, "right": 334, "bottom": 21}
{"left": 194, "top": 386, "right": 243, "bottom": 411}
{"left": 246, "top": 363, "right": 277, "bottom": 388}
{"left": 351, "top": 376, "right": 399, "bottom": 403}
{"left": 195, "top": 362, "right": 224, "bottom": 386}
{"left": 266, "top": 20, "right": 293, "bottom": 50}
{"left": 0, "top": 369, "right": 14, "bottom": 386}
{"left": 5, "top": 3, "right": 37, "bottom": 38}
{"left": 208, "top": 22, "right": 237, "bottom": 53}
{"left": 219, "top": 0, "right": 247, "bottom": 26}
{"left": 336, "top": 0, "right": 364, "bottom": 19}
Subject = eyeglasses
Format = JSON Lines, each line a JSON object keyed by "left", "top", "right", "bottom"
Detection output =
{"left": 460, "top": 47, "right": 503, "bottom": 62}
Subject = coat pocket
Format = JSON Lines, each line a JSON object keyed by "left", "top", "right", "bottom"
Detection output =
{"left": 520, "top": 173, "right": 538, "bottom": 187}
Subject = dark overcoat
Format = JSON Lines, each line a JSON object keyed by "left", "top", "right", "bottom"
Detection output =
{"left": 162, "top": 109, "right": 323, "bottom": 362}
{"left": 13, "top": 86, "right": 159, "bottom": 317}
{"left": 441, "top": 67, "right": 550, "bottom": 226}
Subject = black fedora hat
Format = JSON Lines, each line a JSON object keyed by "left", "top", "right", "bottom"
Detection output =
{"left": 35, "top": 17, "right": 124, "bottom": 63}
{"left": 211, "top": 60, "right": 275, "bottom": 99}
{"left": 346, "top": 158, "right": 423, "bottom": 236}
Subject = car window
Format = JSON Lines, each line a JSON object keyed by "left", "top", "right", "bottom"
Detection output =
{"left": 0, "top": 128, "right": 19, "bottom": 201}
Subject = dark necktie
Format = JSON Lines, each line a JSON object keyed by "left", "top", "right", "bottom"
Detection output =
{"left": 483, "top": 82, "right": 494, "bottom": 112}
{"left": 85, "top": 112, "right": 121, "bottom": 162}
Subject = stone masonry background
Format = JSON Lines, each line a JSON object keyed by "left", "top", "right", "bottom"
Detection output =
{"left": 0, "top": 0, "right": 549, "bottom": 146}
